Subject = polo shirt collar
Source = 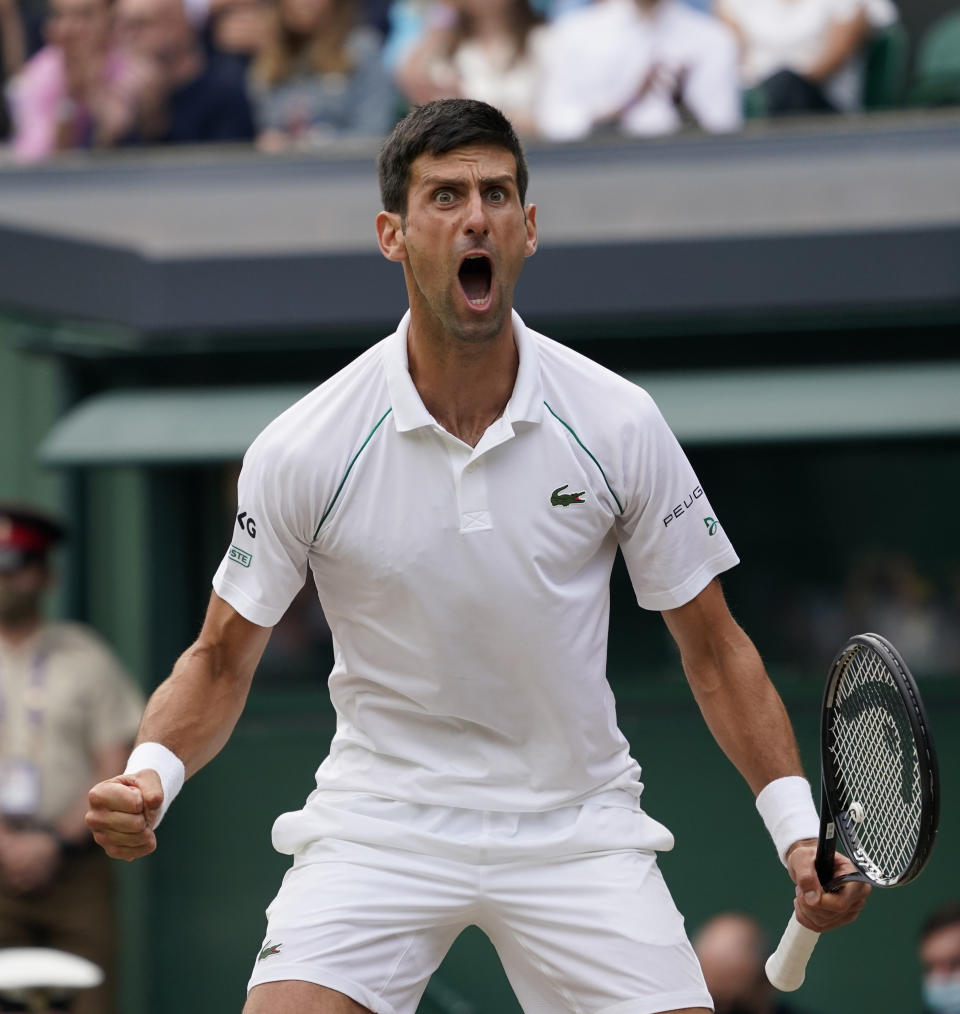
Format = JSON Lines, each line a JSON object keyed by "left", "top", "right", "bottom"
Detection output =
{"left": 384, "top": 309, "right": 544, "bottom": 434}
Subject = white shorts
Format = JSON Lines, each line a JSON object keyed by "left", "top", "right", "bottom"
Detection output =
{"left": 248, "top": 794, "right": 713, "bottom": 1014}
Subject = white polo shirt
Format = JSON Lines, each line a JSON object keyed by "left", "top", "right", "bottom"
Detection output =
{"left": 213, "top": 311, "right": 739, "bottom": 818}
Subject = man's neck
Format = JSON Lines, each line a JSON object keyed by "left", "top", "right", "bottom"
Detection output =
{"left": 406, "top": 312, "right": 519, "bottom": 449}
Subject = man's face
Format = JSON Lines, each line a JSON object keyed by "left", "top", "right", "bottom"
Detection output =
{"left": 46, "top": 0, "right": 112, "bottom": 56}
{"left": 115, "top": 0, "right": 190, "bottom": 63}
{"left": 379, "top": 144, "right": 537, "bottom": 347}
{"left": 922, "top": 923, "right": 960, "bottom": 980}
{"left": 0, "top": 562, "right": 48, "bottom": 626}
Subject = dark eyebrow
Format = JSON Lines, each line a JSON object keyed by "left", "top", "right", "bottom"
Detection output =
{"left": 420, "top": 174, "right": 516, "bottom": 190}
{"left": 479, "top": 175, "right": 515, "bottom": 189}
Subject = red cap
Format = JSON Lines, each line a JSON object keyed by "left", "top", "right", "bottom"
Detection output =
{"left": 0, "top": 505, "right": 65, "bottom": 558}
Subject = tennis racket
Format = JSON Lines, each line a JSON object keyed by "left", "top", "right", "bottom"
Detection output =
{"left": 765, "top": 632, "right": 940, "bottom": 991}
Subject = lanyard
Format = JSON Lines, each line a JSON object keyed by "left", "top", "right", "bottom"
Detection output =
{"left": 0, "top": 645, "right": 51, "bottom": 754}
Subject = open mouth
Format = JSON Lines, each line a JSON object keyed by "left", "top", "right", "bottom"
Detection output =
{"left": 458, "top": 253, "right": 493, "bottom": 310}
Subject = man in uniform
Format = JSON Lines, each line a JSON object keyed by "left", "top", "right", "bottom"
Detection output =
{"left": 86, "top": 99, "right": 869, "bottom": 1014}
{"left": 0, "top": 505, "right": 144, "bottom": 1014}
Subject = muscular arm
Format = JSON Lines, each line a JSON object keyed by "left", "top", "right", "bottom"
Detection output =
{"left": 661, "top": 577, "right": 801, "bottom": 794}
{"left": 86, "top": 592, "right": 271, "bottom": 859}
{"left": 662, "top": 578, "right": 870, "bottom": 931}
{"left": 135, "top": 591, "right": 271, "bottom": 777}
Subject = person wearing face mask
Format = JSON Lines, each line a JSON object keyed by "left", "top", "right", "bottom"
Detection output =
{"left": 693, "top": 912, "right": 817, "bottom": 1014}
{"left": 919, "top": 902, "right": 960, "bottom": 1014}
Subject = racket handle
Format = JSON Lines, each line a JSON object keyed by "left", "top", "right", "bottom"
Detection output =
{"left": 765, "top": 913, "right": 820, "bottom": 991}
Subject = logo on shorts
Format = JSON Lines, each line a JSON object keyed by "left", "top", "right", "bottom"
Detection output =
{"left": 550, "top": 484, "right": 585, "bottom": 507}
{"left": 229, "top": 545, "right": 253, "bottom": 568}
{"left": 258, "top": 941, "right": 282, "bottom": 961}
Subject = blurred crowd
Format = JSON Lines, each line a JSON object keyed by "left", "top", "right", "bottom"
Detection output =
{"left": 1, "top": 0, "right": 958, "bottom": 164}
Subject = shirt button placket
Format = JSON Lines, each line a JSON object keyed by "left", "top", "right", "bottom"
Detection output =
{"left": 459, "top": 457, "right": 492, "bottom": 533}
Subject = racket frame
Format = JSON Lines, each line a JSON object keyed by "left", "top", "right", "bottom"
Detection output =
{"left": 817, "top": 632, "right": 940, "bottom": 890}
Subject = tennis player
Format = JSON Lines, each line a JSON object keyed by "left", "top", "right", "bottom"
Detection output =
{"left": 86, "top": 99, "right": 870, "bottom": 1014}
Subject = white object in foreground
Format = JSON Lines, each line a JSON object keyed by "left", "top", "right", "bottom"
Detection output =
{"left": 0, "top": 948, "right": 104, "bottom": 990}
{"left": 765, "top": 913, "right": 821, "bottom": 991}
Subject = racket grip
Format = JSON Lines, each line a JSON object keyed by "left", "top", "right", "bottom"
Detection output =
{"left": 765, "top": 913, "right": 820, "bottom": 991}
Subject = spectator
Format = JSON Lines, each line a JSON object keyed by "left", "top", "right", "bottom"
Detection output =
{"left": 381, "top": 1, "right": 441, "bottom": 75}
{"left": 115, "top": 0, "right": 255, "bottom": 143}
{"left": 0, "top": 0, "right": 27, "bottom": 138}
{"left": 716, "top": 0, "right": 898, "bottom": 115}
{"left": 204, "top": 0, "right": 270, "bottom": 70}
{"left": 0, "top": 947, "right": 102, "bottom": 1013}
{"left": 247, "top": 0, "right": 395, "bottom": 151}
{"left": 396, "top": 0, "right": 546, "bottom": 133}
{"left": 0, "top": 505, "right": 144, "bottom": 1014}
{"left": 8, "top": 0, "right": 164, "bottom": 161}
{"left": 919, "top": 901, "right": 960, "bottom": 1014}
{"left": 693, "top": 911, "right": 814, "bottom": 1014}
{"left": 536, "top": 0, "right": 742, "bottom": 141}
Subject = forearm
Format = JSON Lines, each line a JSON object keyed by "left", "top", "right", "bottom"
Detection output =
{"left": 136, "top": 640, "right": 255, "bottom": 779}
{"left": 806, "top": 12, "right": 869, "bottom": 83}
{"left": 684, "top": 631, "right": 803, "bottom": 794}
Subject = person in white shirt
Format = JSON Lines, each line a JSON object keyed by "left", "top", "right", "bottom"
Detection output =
{"left": 395, "top": 0, "right": 546, "bottom": 135}
{"left": 86, "top": 98, "right": 868, "bottom": 1014}
{"left": 536, "top": 0, "right": 742, "bottom": 140}
{"left": 716, "top": 0, "right": 899, "bottom": 114}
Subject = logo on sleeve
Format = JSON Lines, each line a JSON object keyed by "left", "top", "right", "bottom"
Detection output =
{"left": 258, "top": 941, "right": 282, "bottom": 961}
{"left": 550, "top": 484, "right": 586, "bottom": 507}
{"left": 704, "top": 517, "right": 718, "bottom": 536}
{"left": 237, "top": 512, "right": 257, "bottom": 538}
{"left": 662, "top": 486, "right": 704, "bottom": 528}
{"left": 229, "top": 545, "right": 252, "bottom": 568}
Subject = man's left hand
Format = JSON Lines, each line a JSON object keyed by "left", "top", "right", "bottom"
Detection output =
{"left": 786, "top": 838, "right": 871, "bottom": 932}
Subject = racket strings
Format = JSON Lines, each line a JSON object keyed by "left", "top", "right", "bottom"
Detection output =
{"left": 828, "top": 647, "right": 922, "bottom": 882}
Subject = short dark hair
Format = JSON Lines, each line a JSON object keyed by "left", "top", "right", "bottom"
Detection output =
{"left": 377, "top": 99, "right": 529, "bottom": 217}
{"left": 920, "top": 902, "right": 960, "bottom": 943}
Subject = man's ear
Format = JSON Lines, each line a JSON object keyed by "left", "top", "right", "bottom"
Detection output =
{"left": 524, "top": 204, "right": 538, "bottom": 258}
{"left": 377, "top": 210, "right": 406, "bottom": 262}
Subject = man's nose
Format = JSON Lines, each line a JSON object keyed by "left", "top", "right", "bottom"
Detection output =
{"left": 462, "top": 191, "right": 489, "bottom": 236}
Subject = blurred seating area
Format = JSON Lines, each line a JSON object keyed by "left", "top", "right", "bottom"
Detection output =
{"left": 0, "top": 0, "right": 959, "bottom": 161}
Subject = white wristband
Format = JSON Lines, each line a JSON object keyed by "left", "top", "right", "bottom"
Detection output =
{"left": 756, "top": 776, "right": 820, "bottom": 866}
{"left": 124, "top": 742, "right": 186, "bottom": 829}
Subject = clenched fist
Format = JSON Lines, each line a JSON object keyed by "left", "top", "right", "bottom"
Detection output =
{"left": 85, "top": 770, "right": 164, "bottom": 861}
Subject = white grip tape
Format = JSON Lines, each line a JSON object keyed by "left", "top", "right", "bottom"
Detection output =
{"left": 123, "top": 742, "right": 185, "bottom": 829}
{"left": 765, "top": 912, "right": 820, "bottom": 992}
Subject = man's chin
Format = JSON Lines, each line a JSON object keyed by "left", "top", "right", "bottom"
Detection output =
{"left": 449, "top": 302, "right": 510, "bottom": 346}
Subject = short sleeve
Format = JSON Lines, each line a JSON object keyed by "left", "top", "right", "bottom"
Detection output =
{"left": 616, "top": 394, "right": 739, "bottom": 611}
{"left": 212, "top": 440, "right": 312, "bottom": 627}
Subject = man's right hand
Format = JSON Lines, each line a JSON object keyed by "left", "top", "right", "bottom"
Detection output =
{"left": 85, "top": 770, "right": 164, "bottom": 861}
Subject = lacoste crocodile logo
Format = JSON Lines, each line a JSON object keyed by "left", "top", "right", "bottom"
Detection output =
{"left": 258, "top": 942, "right": 282, "bottom": 961}
{"left": 551, "top": 484, "right": 586, "bottom": 507}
